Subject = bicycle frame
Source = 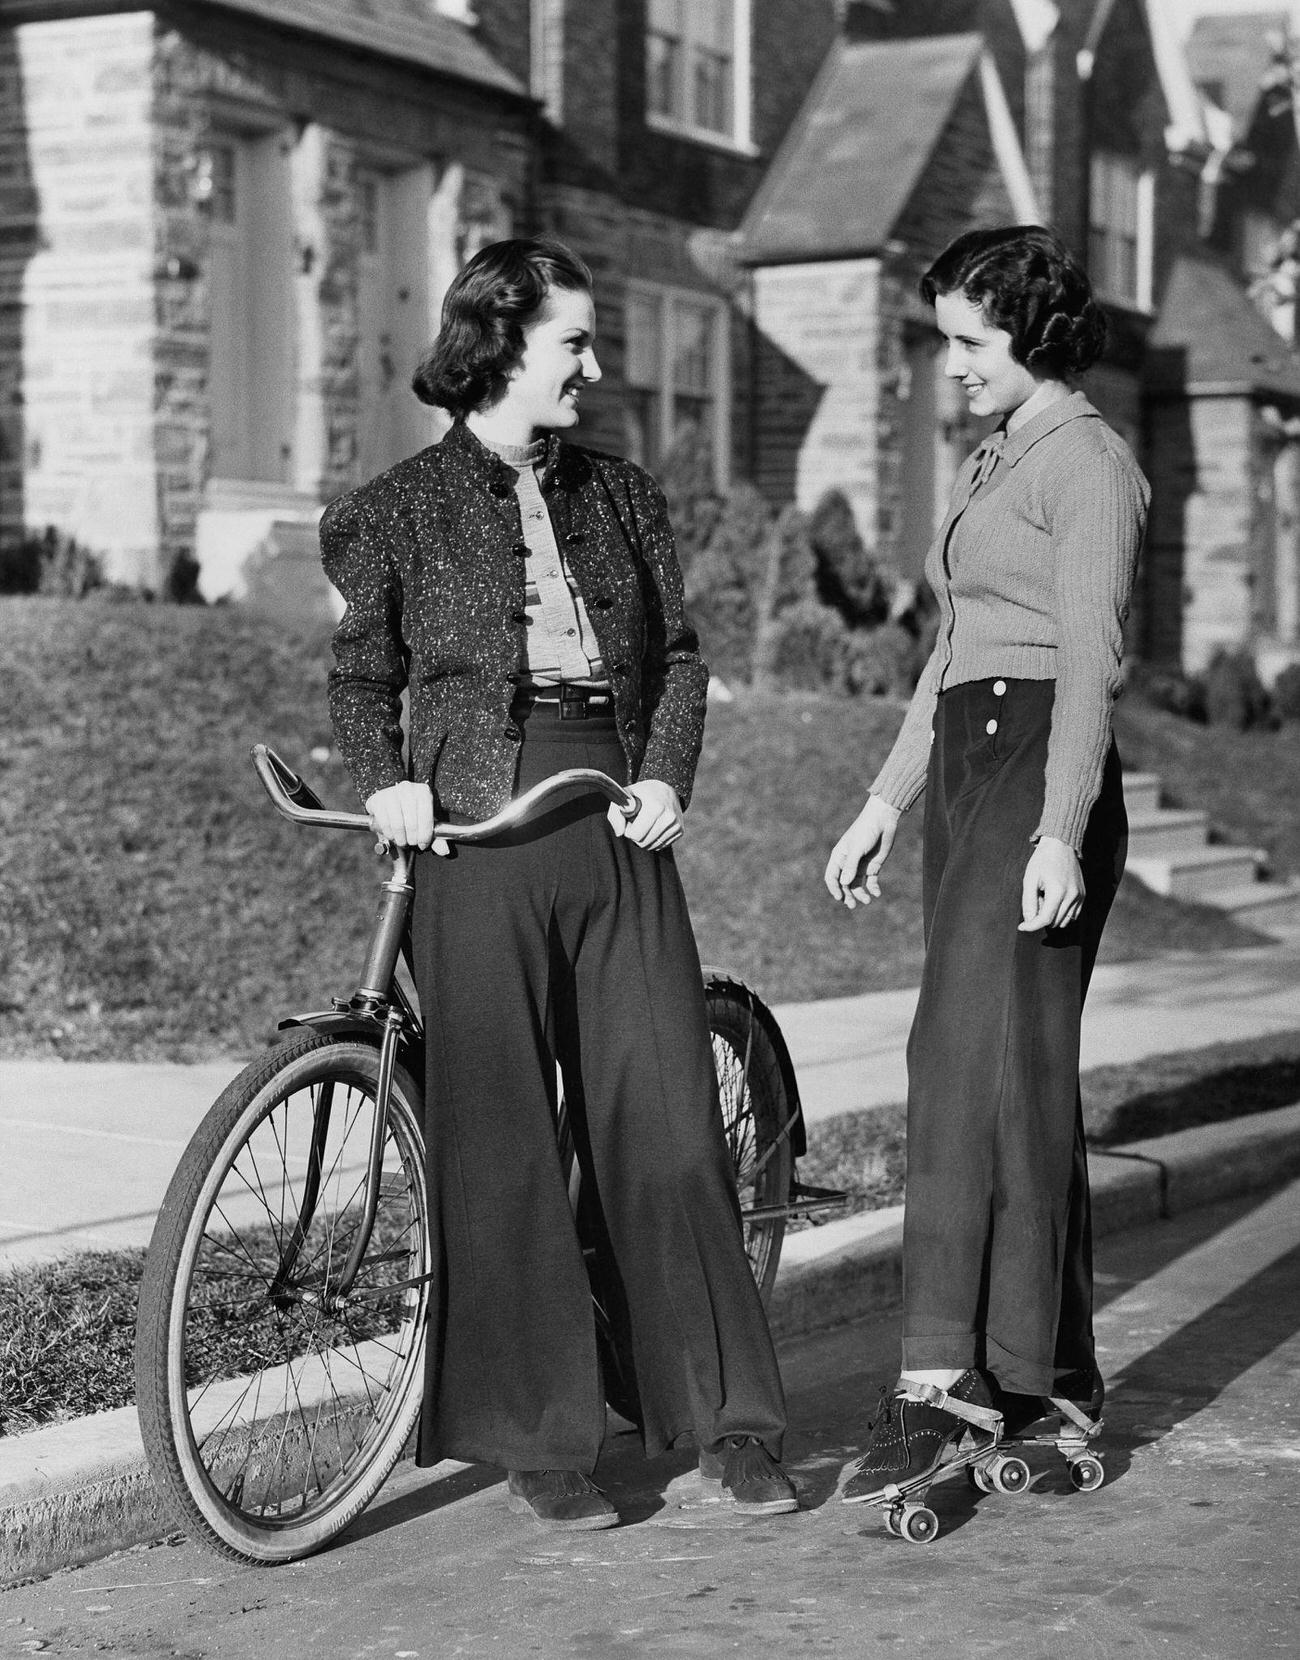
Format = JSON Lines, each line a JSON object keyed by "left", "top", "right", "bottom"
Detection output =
{"left": 250, "top": 744, "right": 842, "bottom": 1301}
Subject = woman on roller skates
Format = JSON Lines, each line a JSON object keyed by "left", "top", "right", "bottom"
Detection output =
{"left": 824, "top": 225, "right": 1149, "bottom": 1533}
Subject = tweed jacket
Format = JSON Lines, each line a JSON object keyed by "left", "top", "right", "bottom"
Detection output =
{"left": 321, "top": 420, "right": 709, "bottom": 820}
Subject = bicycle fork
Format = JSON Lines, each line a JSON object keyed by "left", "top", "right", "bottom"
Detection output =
{"left": 272, "top": 847, "right": 417, "bottom": 1309}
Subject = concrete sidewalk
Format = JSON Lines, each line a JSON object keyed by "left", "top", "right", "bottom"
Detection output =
{"left": 2, "top": 936, "right": 1298, "bottom": 1268}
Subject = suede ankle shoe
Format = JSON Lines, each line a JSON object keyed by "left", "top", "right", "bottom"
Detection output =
{"left": 699, "top": 1436, "right": 798, "bottom": 1515}
{"left": 842, "top": 1369, "right": 1000, "bottom": 1504}
{"left": 506, "top": 1469, "right": 618, "bottom": 1531}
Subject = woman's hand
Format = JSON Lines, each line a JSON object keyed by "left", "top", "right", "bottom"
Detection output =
{"left": 1019, "top": 836, "right": 1084, "bottom": 932}
{"left": 608, "top": 780, "right": 684, "bottom": 852}
{"left": 824, "top": 796, "right": 902, "bottom": 909}
{"left": 365, "top": 782, "right": 450, "bottom": 855}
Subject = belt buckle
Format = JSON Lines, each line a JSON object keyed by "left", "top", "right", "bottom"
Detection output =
{"left": 559, "top": 691, "right": 587, "bottom": 721}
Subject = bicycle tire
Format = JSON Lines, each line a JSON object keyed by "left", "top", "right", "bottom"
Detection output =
{"left": 705, "top": 976, "right": 794, "bottom": 1304}
{"left": 135, "top": 1033, "right": 430, "bottom": 1564}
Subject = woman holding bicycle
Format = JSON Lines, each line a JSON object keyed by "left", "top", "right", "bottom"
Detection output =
{"left": 321, "top": 237, "right": 796, "bottom": 1531}
{"left": 825, "top": 227, "right": 1148, "bottom": 1512}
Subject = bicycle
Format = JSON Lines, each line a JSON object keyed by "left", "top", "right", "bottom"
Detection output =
{"left": 135, "top": 745, "right": 843, "bottom": 1565}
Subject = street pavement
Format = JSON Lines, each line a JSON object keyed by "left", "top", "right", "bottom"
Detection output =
{"left": 2, "top": 935, "right": 1298, "bottom": 1269}
{"left": 3, "top": 1179, "right": 1298, "bottom": 1658}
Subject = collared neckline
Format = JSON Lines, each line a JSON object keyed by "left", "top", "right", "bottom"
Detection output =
{"left": 996, "top": 389, "right": 1098, "bottom": 468}
{"left": 444, "top": 419, "right": 565, "bottom": 489}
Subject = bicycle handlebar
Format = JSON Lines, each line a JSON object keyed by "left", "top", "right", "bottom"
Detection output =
{"left": 251, "top": 744, "right": 641, "bottom": 843}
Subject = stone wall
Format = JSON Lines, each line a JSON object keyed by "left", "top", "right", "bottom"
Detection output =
{"left": 750, "top": 258, "right": 881, "bottom": 528}
{"left": 1144, "top": 391, "right": 1255, "bottom": 671}
{"left": 5, "top": 12, "right": 161, "bottom": 587}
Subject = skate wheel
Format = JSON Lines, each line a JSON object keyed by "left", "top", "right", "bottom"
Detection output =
{"left": 884, "top": 1507, "right": 903, "bottom": 1537}
{"left": 1069, "top": 1456, "right": 1104, "bottom": 1493}
{"left": 967, "top": 1463, "right": 994, "bottom": 1494}
{"left": 991, "top": 1456, "right": 1030, "bottom": 1495}
{"left": 900, "top": 1504, "right": 938, "bottom": 1544}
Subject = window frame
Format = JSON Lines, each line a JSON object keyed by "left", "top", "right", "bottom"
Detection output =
{"left": 1088, "top": 148, "right": 1154, "bottom": 313}
{"left": 623, "top": 279, "right": 731, "bottom": 491}
{"left": 644, "top": 0, "right": 756, "bottom": 155}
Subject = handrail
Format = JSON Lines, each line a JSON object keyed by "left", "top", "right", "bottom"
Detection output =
{"left": 251, "top": 744, "right": 640, "bottom": 843}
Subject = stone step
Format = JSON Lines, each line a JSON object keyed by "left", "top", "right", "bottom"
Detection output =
{"left": 1121, "top": 771, "right": 1162, "bottom": 816}
{"left": 1127, "top": 844, "right": 1265, "bottom": 901}
{"left": 1210, "top": 878, "right": 1300, "bottom": 931}
{"left": 1126, "top": 806, "right": 1211, "bottom": 858}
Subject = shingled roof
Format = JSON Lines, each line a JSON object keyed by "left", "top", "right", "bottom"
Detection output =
{"left": 1148, "top": 253, "right": 1300, "bottom": 403}
{"left": 196, "top": 1, "right": 525, "bottom": 95}
{"left": 1185, "top": 10, "right": 1288, "bottom": 133}
{"left": 738, "top": 34, "right": 991, "bottom": 265}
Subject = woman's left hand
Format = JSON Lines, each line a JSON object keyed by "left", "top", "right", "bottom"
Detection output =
{"left": 608, "top": 780, "right": 684, "bottom": 852}
{"left": 1019, "top": 837, "right": 1086, "bottom": 933}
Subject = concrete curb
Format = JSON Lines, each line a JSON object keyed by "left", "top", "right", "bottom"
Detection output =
{"left": 5, "top": 1101, "right": 1300, "bottom": 1586}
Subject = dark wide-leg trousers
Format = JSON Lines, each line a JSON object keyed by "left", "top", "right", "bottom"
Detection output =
{"left": 901, "top": 678, "right": 1127, "bottom": 1399}
{"left": 410, "top": 705, "right": 787, "bottom": 1473}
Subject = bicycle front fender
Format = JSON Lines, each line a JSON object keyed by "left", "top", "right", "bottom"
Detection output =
{"left": 275, "top": 1009, "right": 426, "bottom": 1084}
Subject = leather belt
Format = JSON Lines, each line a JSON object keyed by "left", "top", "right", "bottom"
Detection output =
{"left": 519, "top": 685, "right": 614, "bottom": 721}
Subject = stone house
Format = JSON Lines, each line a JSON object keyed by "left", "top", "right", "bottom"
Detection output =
{"left": 0, "top": 0, "right": 531, "bottom": 602}
{"left": 1160, "top": 8, "right": 1300, "bottom": 681}
{"left": 1, "top": 0, "right": 1296, "bottom": 681}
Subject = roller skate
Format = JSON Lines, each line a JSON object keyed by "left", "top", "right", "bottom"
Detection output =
{"left": 841, "top": 1369, "right": 1004, "bottom": 1544}
{"left": 972, "top": 1380, "right": 1105, "bottom": 1496}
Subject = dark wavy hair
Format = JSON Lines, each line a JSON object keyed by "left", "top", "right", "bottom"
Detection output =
{"left": 412, "top": 236, "right": 593, "bottom": 417}
{"left": 920, "top": 225, "right": 1107, "bottom": 377}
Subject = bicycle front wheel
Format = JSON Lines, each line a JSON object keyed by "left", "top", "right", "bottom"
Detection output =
{"left": 705, "top": 976, "right": 795, "bottom": 1303}
{"left": 135, "top": 1033, "right": 430, "bottom": 1564}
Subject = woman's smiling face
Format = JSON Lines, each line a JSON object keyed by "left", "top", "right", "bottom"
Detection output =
{"left": 500, "top": 284, "right": 601, "bottom": 433}
{"left": 934, "top": 289, "right": 1042, "bottom": 423}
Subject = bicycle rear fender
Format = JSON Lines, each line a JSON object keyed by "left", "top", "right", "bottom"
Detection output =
{"left": 274, "top": 1010, "right": 426, "bottom": 1084}
{"left": 701, "top": 969, "right": 807, "bottom": 1159}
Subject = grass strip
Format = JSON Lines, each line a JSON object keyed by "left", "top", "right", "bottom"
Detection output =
{"left": 4, "top": 1030, "right": 1298, "bottom": 1438}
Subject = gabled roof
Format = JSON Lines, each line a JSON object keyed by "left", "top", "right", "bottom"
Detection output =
{"left": 738, "top": 34, "right": 1035, "bottom": 266}
{"left": 209, "top": 0, "right": 525, "bottom": 93}
{"left": 1083, "top": 0, "right": 1207, "bottom": 153}
{"left": 1147, "top": 253, "right": 1300, "bottom": 402}
{"left": 1185, "top": 10, "right": 1289, "bottom": 134}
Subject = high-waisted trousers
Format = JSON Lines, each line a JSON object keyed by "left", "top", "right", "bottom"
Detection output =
{"left": 410, "top": 702, "right": 787, "bottom": 1473}
{"left": 901, "top": 677, "right": 1127, "bottom": 1399}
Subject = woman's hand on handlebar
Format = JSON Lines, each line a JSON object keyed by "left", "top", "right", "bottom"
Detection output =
{"left": 824, "top": 795, "right": 902, "bottom": 909}
{"left": 365, "top": 782, "right": 451, "bottom": 855}
{"left": 608, "top": 779, "right": 684, "bottom": 852}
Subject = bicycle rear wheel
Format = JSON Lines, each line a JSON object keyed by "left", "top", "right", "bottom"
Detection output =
{"left": 135, "top": 1033, "right": 430, "bottom": 1564}
{"left": 704, "top": 975, "right": 795, "bottom": 1303}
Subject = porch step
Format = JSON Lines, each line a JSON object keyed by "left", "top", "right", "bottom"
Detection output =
{"left": 1209, "top": 878, "right": 1300, "bottom": 931}
{"left": 1128, "top": 843, "right": 1265, "bottom": 901}
{"left": 1120, "top": 770, "right": 1162, "bottom": 816}
{"left": 1126, "top": 806, "right": 1211, "bottom": 858}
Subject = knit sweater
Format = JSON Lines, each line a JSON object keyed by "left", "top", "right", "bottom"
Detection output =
{"left": 870, "top": 392, "right": 1150, "bottom": 851}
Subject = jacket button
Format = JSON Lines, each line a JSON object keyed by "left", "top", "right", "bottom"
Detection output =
{"left": 510, "top": 610, "right": 527, "bottom": 624}
{"left": 993, "top": 679, "right": 1007, "bottom": 696}
{"left": 566, "top": 530, "right": 586, "bottom": 544}
{"left": 986, "top": 718, "right": 998, "bottom": 735}
{"left": 512, "top": 542, "right": 529, "bottom": 557}
{"left": 593, "top": 596, "right": 613, "bottom": 610}
{"left": 611, "top": 664, "right": 628, "bottom": 677}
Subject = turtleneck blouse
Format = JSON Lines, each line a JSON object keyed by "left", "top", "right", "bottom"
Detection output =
{"left": 475, "top": 430, "right": 607, "bottom": 690}
{"left": 869, "top": 392, "right": 1150, "bottom": 851}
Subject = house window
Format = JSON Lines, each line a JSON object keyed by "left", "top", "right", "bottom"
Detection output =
{"left": 646, "top": 0, "right": 751, "bottom": 148}
{"left": 196, "top": 141, "right": 237, "bottom": 224}
{"left": 357, "top": 169, "right": 381, "bottom": 255}
{"left": 624, "top": 283, "right": 729, "bottom": 487}
{"left": 1089, "top": 150, "right": 1152, "bottom": 310}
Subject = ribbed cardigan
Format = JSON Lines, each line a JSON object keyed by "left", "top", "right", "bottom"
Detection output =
{"left": 870, "top": 392, "right": 1150, "bottom": 851}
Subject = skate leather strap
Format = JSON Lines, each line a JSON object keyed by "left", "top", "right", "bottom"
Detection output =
{"left": 1049, "top": 1397, "right": 1103, "bottom": 1439}
{"left": 898, "top": 1381, "right": 1003, "bottom": 1436}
